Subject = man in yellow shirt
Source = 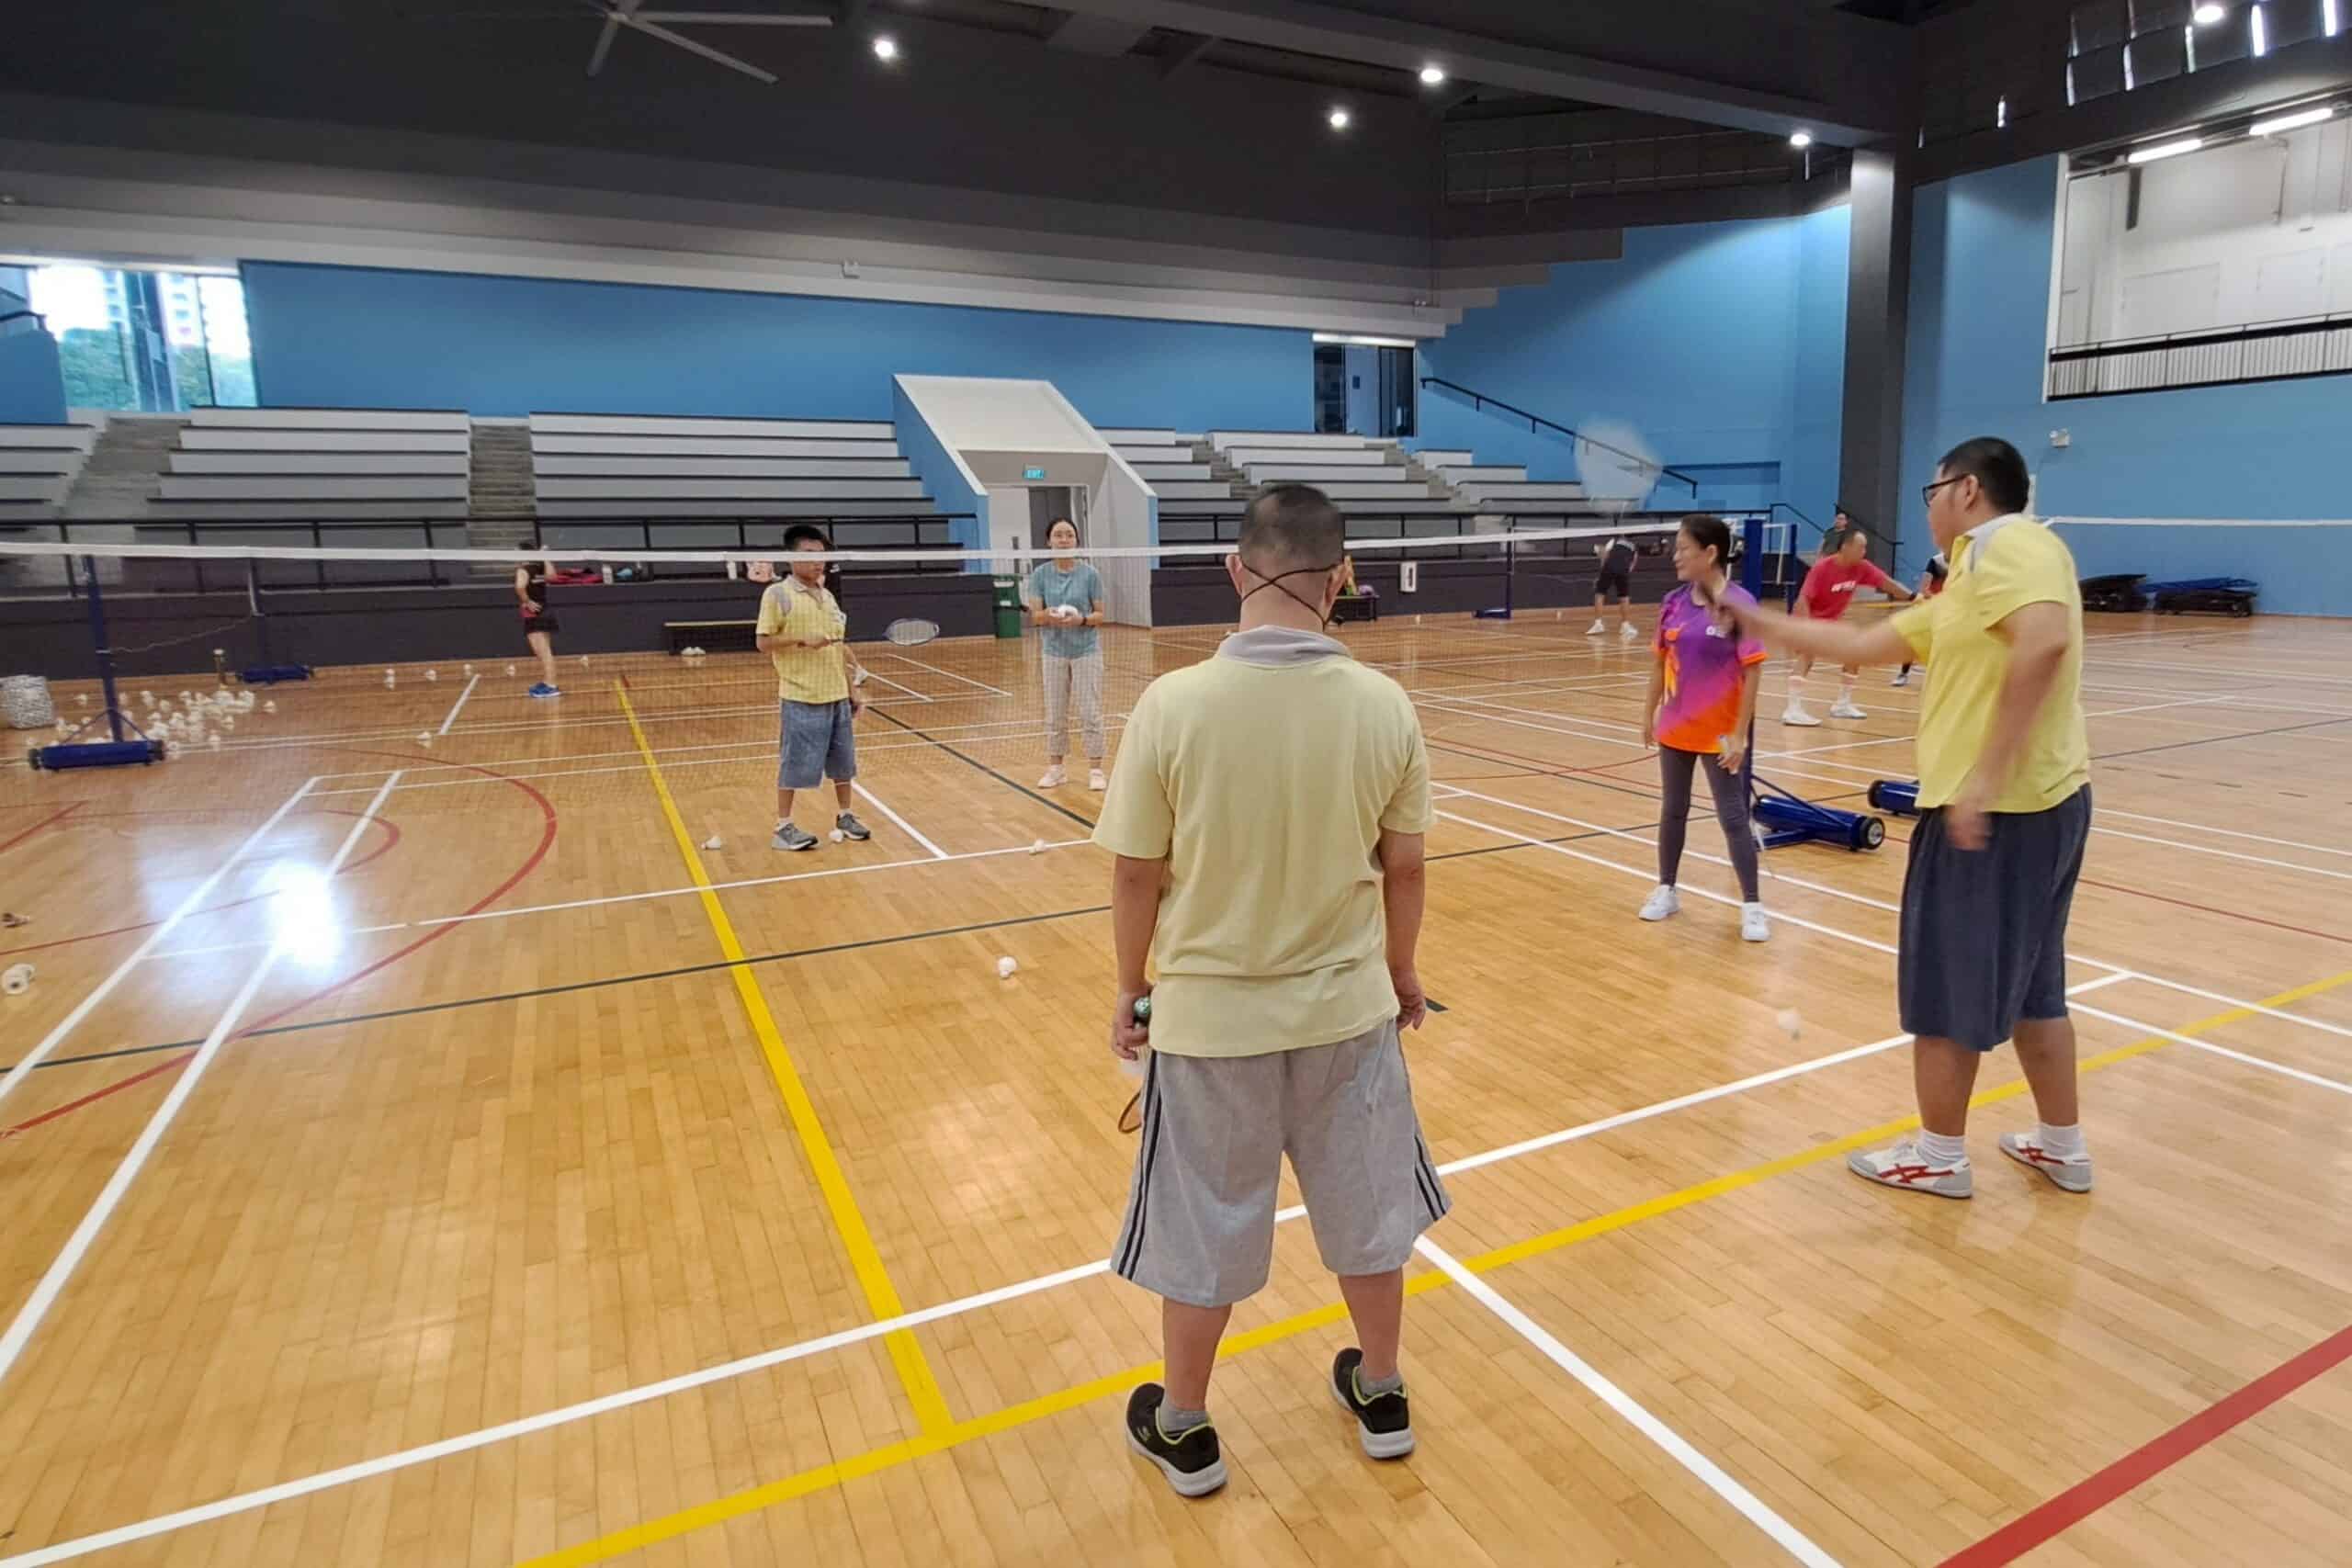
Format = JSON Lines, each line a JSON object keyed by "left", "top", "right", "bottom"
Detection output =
{"left": 753, "top": 525, "right": 871, "bottom": 852}
{"left": 1707, "top": 437, "right": 2094, "bottom": 1201}
{"left": 1095, "top": 485, "right": 1444, "bottom": 1497}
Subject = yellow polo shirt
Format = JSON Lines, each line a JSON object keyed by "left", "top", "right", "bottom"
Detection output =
{"left": 1892, "top": 516, "right": 2089, "bottom": 813}
{"left": 1092, "top": 626, "right": 1431, "bottom": 1058}
{"left": 754, "top": 577, "right": 849, "bottom": 705}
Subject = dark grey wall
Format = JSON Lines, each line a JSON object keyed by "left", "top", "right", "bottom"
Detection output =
{"left": 1838, "top": 147, "right": 1913, "bottom": 555}
{"left": 1, "top": 574, "right": 994, "bottom": 682}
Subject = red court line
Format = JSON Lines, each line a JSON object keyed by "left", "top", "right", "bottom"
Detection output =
{"left": 0, "top": 754, "right": 556, "bottom": 1138}
{"left": 1938, "top": 1321, "right": 2352, "bottom": 1567}
{"left": 0, "top": 801, "right": 85, "bottom": 856}
{"left": 0, "top": 811, "right": 402, "bottom": 960}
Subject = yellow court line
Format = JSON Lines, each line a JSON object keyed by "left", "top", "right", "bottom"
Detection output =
{"left": 518, "top": 963, "right": 2352, "bottom": 1567}
{"left": 614, "top": 682, "right": 954, "bottom": 1436}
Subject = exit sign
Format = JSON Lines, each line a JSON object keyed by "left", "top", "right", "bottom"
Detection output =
{"left": 1023, "top": 465, "right": 1047, "bottom": 480}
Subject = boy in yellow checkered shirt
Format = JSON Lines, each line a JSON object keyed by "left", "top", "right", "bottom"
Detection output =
{"left": 754, "top": 525, "right": 872, "bottom": 852}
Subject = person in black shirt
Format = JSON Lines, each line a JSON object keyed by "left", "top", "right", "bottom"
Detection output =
{"left": 1585, "top": 534, "right": 1639, "bottom": 641}
{"left": 513, "top": 558, "right": 561, "bottom": 698}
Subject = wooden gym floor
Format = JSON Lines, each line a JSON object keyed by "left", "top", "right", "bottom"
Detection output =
{"left": 0, "top": 609, "right": 2346, "bottom": 1568}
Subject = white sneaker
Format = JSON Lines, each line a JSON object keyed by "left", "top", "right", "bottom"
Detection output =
{"left": 1637, "top": 885, "right": 1680, "bottom": 922}
{"left": 1781, "top": 704, "right": 1820, "bottom": 728}
{"left": 1038, "top": 764, "right": 1068, "bottom": 788}
{"left": 1088, "top": 767, "right": 1107, "bottom": 792}
{"left": 1586, "top": 619, "right": 1607, "bottom": 636}
{"left": 1847, "top": 1140, "right": 1973, "bottom": 1199}
{"left": 1998, "top": 1132, "right": 2094, "bottom": 1193}
{"left": 1620, "top": 622, "right": 1640, "bottom": 640}
{"left": 1740, "top": 903, "right": 1770, "bottom": 942}
{"left": 1829, "top": 698, "right": 1867, "bottom": 720}
{"left": 1890, "top": 671, "right": 1910, "bottom": 688}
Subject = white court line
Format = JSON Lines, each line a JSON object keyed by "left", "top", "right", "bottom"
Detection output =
{"left": 434, "top": 671, "right": 480, "bottom": 736}
{"left": 1440, "top": 784, "right": 2352, "bottom": 1043}
{"left": 888, "top": 652, "right": 1009, "bottom": 696}
{"left": 0, "top": 779, "right": 319, "bottom": 1114}
{"left": 2074, "top": 1004, "right": 2352, "bottom": 1097}
{"left": 2095, "top": 807, "right": 2352, "bottom": 861}
{"left": 0, "top": 1012, "right": 1962, "bottom": 1567}
{"left": 1414, "top": 1237, "right": 1844, "bottom": 1568}
{"left": 857, "top": 668, "right": 932, "bottom": 702}
{"left": 852, "top": 783, "right": 947, "bottom": 860}
{"left": 0, "top": 773, "right": 397, "bottom": 1394}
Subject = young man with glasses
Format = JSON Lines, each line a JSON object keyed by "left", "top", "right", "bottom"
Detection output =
{"left": 1699, "top": 437, "right": 2093, "bottom": 1201}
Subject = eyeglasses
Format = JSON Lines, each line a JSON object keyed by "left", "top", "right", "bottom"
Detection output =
{"left": 1920, "top": 475, "right": 1969, "bottom": 507}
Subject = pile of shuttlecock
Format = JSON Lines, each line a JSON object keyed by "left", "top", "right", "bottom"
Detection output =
{"left": 680, "top": 645, "right": 708, "bottom": 660}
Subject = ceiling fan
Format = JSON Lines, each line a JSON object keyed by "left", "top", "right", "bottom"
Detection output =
{"left": 577, "top": 0, "right": 835, "bottom": 85}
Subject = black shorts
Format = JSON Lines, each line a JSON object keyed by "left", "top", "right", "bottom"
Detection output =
{"left": 1898, "top": 786, "right": 2091, "bottom": 1051}
{"left": 522, "top": 609, "right": 560, "bottom": 637}
{"left": 1594, "top": 568, "right": 1632, "bottom": 599}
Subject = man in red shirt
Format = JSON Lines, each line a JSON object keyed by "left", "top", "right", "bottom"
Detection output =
{"left": 1783, "top": 523, "right": 1912, "bottom": 726}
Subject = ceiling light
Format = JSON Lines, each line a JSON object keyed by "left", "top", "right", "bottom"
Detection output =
{"left": 2127, "top": 135, "right": 2203, "bottom": 164}
{"left": 1419, "top": 64, "right": 1447, "bottom": 85}
{"left": 2250, "top": 104, "right": 2339, "bottom": 136}
{"left": 1789, "top": 130, "right": 1813, "bottom": 148}
{"left": 871, "top": 34, "right": 899, "bottom": 61}
{"left": 2191, "top": 2, "right": 2224, "bottom": 22}
{"left": 2251, "top": 3, "right": 2268, "bottom": 54}
{"left": 1996, "top": 96, "right": 2008, "bottom": 129}
{"left": 1328, "top": 107, "right": 1351, "bottom": 130}
{"left": 1311, "top": 333, "right": 1417, "bottom": 348}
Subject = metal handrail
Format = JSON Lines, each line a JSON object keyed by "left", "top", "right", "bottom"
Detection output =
{"left": 1416, "top": 378, "right": 1701, "bottom": 493}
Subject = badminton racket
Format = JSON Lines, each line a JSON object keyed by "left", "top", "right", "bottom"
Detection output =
{"left": 883, "top": 618, "right": 940, "bottom": 647}
{"left": 1116, "top": 995, "right": 1150, "bottom": 1133}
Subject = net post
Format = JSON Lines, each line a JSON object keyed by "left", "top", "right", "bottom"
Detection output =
{"left": 1741, "top": 515, "right": 1763, "bottom": 599}
{"left": 245, "top": 558, "right": 275, "bottom": 667}
{"left": 84, "top": 555, "right": 125, "bottom": 744}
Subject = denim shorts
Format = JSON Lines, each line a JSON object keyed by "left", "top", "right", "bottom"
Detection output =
{"left": 777, "top": 699, "right": 856, "bottom": 789}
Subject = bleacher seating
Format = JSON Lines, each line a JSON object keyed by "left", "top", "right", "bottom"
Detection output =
{"left": 527, "top": 413, "right": 936, "bottom": 520}
{"left": 0, "top": 423, "right": 98, "bottom": 521}
{"left": 153, "top": 408, "right": 470, "bottom": 519}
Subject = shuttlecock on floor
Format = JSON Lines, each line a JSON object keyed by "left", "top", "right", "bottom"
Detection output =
{"left": 702, "top": 834, "right": 722, "bottom": 851}
{"left": 220, "top": 716, "right": 236, "bottom": 731}
{"left": 425, "top": 669, "right": 438, "bottom": 682}
{"left": 1029, "top": 838, "right": 1046, "bottom": 855}
{"left": 264, "top": 699, "right": 277, "bottom": 713}
{"left": 463, "top": 663, "right": 475, "bottom": 676}
{"left": 1776, "top": 1009, "right": 1803, "bottom": 1041}
{"left": 76, "top": 694, "right": 89, "bottom": 706}
{"left": 384, "top": 674, "right": 396, "bottom": 688}
{"left": 506, "top": 663, "right": 517, "bottom": 676}
{"left": 140, "top": 689, "right": 153, "bottom": 705}
{"left": 207, "top": 735, "right": 222, "bottom": 750}
{"left": 416, "top": 730, "right": 433, "bottom": 744}
{"left": 579, "top": 654, "right": 590, "bottom": 666}
{"left": 829, "top": 829, "right": 845, "bottom": 843}
{"left": 996, "top": 956, "right": 1018, "bottom": 980}
{"left": 2, "top": 962, "right": 34, "bottom": 997}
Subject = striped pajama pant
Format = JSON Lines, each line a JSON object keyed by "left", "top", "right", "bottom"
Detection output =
{"left": 1042, "top": 649, "right": 1106, "bottom": 761}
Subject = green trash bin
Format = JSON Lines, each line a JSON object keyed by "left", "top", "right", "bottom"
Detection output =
{"left": 993, "top": 576, "right": 1023, "bottom": 639}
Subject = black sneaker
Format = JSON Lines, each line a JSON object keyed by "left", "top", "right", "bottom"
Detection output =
{"left": 835, "top": 810, "right": 872, "bottom": 841}
{"left": 1123, "top": 1384, "right": 1227, "bottom": 1497}
{"left": 1329, "top": 1348, "right": 1415, "bottom": 1458}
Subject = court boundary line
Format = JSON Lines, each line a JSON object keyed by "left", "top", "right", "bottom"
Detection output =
{"left": 1416, "top": 1236, "right": 1843, "bottom": 1568}
{"left": 0, "top": 779, "right": 318, "bottom": 1113}
{"left": 0, "top": 773, "right": 394, "bottom": 1393}
{"left": 613, "top": 682, "right": 954, "bottom": 1436}
{"left": 435, "top": 671, "right": 480, "bottom": 735}
{"left": 849, "top": 782, "right": 948, "bottom": 860}
{"left": 9, "top": 964, "right": 2336, "bottom": 1568}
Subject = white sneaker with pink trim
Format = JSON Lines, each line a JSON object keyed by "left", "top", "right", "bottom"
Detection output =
{"left": 1847, "top": 1140, "right": 1973, "bottom": 1199}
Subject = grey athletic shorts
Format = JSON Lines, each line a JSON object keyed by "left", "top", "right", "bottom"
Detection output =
{"left": 777, "top": 698, "right": 856, "bottom": 790}
{"left": 1899, "top": 785, "right": 2091, "bottom": 1052}
{"left": 1110, "top": 1019, "right": 1451, "bottom": 1309}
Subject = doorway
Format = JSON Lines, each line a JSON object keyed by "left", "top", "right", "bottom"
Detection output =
{"left": 1028, "top": 486, "right": 1088, "bottom": 549}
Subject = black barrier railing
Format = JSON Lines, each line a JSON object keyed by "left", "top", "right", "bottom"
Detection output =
{"left": 2047, "top": 310, "right": 2352, "bottom": 400}
{"left": 1416, "top": 378, "right": 1701, "bottom": 494}
{"left": 0, "top": 513, "right": 981, "bottom": 597}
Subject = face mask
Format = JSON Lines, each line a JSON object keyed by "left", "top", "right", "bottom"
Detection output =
{"left": 1240, "top": 560, "right": 1340, "bottom": 622}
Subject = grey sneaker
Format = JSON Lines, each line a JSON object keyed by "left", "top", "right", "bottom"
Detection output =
{"left": 835, "top": 811, "right": 872, "bottom": 841}
{"left": 771, "top": 822, "right": 818, "bottom": 852}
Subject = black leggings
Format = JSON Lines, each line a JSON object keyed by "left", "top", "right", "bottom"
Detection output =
{"left": 1657, "top": 744, "right": 1761, "bottom": 903}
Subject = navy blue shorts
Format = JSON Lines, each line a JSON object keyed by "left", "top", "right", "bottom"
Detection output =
{"left": 1898, "top": 786, "right": 2091, "bottom": 1051}
{"left": 778, "top": 699, "right": 856, "bottom": 790}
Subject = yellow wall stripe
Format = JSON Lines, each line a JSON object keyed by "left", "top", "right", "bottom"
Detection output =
{"left": 521, "top": 960, "right": 2352, "bottom": 1566}
{"left": 615, "top": 683, "right": 953, "bottom": 1437}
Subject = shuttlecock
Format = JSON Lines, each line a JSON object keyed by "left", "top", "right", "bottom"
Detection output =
{"left": 207, "top": 735, "right": 221, "bottom": 750}
{"left": 702, "top": 834, "right": 722, "bottom": 851}
{"left": 1776, "top": 1009, "right": 1803, "bottom": 1040}
{"left": 996, "top": 956, "right": 1018, "bottom": 980}
{"left": 76, "top": 694, "right": 88, "bottom": 706}
{"left": 384, "top": 674, "right": 396, "bottom": 689}
{"left": 220, "top": 716, "right": 236, "bottom": 732}
{"left": 140, "top": 689, "right": 153, "bottom": 704}
{"left": 2, "top": 962, "right": 34, "bottom": 997}
{"left": 425, "top": 669, "right": 438, "bottom": 682}
{"left": 506, "top": 663, "right": 517, "bottom": 676}
{"left": 463, "top": 663, "right": 475, "bottom": 676}
{"left": 417, "top": 730, "right": 433, "bottom": 744}
{"left": 579, "top": 654, "right": 590, "bottom": 666}
{"left": 1028, "top": 838, "right": 1046, "bottom": 855}
{"left": 829, "top": 829, "right": 845, "bottom": 843}
{"left": 264, "top": 699, "right": 277, "bottom": 713}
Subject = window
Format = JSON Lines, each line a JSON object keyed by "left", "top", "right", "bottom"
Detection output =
{"left": 22, "top": 263, "right": 255, "bottom": 412}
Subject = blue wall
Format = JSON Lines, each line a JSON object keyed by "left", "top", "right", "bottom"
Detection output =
{"left": 1413, "top": 208, "right": 1849, "bottom": 517}
{"left": 1899, "top": 156, "right": 2348, "bottom": 615}
{"left": 0, "top": 326, "right": 68, "bottom": 425}
{"left": 243, "top": 263, "right": 1309, "bottom": 432}
{"left": 888, "top": 378, "right": 989, "bottom": 558}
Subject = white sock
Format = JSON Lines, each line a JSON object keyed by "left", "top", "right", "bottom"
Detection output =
{"left": 1917, "top": 1130, "right": 1968, "bottom": 1166}
{"left": 1838, "top": 676, "right": 1857, "bottom": 702}
{"left": 1786, "top": 676, "right": 1806, "bottom": 706}
{"left": 2037, "top": 1122, "right": 2086, "bottom": 1159}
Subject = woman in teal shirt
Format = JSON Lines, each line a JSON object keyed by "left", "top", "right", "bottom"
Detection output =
{"left": 1023, "top": 517, "right": 1109, "bottom": 791}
